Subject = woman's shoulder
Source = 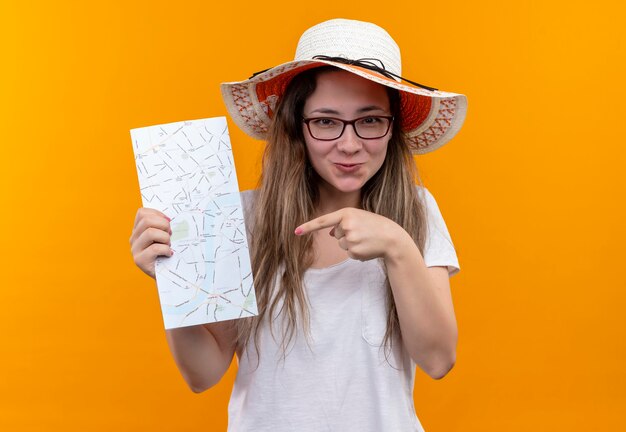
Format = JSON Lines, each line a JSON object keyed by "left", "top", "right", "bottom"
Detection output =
{"left": 240, "top": 188, "right": 257, "bottom": 201}
{"left": 415, "top": 184, "right": 460, "bottom": 276}
{"left": 240, "top": 189, "right": 258, "bottom": 210}
{"left": 414, "top": 184, "right": 447, "bottom": 223}
{"left": 415, "top": 184, "right": 436, "bottom": 205}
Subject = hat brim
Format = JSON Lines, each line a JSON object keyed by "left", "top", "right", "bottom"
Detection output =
{"left": 220, "top": 59, "right": 467, "bottom": 154}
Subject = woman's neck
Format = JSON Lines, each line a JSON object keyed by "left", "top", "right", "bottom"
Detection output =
{"left": 315, "top": 184, "right": 362, "bottom": 216}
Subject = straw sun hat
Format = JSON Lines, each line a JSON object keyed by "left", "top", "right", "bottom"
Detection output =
{"left": 220, "top": 18, "right": 467, "bottom": 154}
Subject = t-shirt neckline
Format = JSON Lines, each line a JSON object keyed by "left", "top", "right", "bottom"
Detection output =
{"left": 305, "top": 258, "right": 353, "bottom": 274}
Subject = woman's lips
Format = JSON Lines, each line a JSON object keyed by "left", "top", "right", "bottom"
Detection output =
{"left": 334, "top": 163, "right": 362, "bottom": 173}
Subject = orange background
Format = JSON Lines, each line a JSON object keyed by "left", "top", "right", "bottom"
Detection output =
{"left": 1, "top": 0, "right": 624, "bottom": 430}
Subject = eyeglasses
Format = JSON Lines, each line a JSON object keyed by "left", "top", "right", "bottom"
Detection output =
{"left": 302, "top": 115, "right": 394, "bottom": 141}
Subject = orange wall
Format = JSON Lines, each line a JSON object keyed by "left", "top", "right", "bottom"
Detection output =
{"left": 1, "top": 1, "right": 624, "bottom": 430}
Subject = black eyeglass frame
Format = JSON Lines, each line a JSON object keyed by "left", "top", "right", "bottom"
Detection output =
{"left": 302, "top": 115, "right": 395, "bottom": 141}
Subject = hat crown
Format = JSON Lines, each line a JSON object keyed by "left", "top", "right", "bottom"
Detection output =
{"left": 294, "top": 19, "right": 402, "bottom": 77}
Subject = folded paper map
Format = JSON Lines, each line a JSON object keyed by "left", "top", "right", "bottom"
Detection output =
{"left": 130, "top": 117, "right": 258, "bottom": 329}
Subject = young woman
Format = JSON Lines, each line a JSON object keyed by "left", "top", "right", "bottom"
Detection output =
{"left": 130, "top": 18, "right": 467, "bottom": 432}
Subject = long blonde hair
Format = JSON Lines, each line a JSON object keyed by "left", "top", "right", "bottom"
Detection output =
{"left": 235, "top": 66, "right": 428, "bottom": 364}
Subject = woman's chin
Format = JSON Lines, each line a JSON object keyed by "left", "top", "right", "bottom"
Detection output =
{"left": 327, "top": 179, "right": 366, "bottom": 194}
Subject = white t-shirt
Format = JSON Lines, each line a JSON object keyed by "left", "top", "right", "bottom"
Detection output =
{"left": 228, "top": 187, "right": 460, "bottom": 432}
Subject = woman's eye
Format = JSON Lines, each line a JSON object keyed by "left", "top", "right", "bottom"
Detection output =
{"left": 361, "top": 117, "right": 381, "bottom": 124}
{"left": 313, "top": 118, "right": 338, "bottom": 127}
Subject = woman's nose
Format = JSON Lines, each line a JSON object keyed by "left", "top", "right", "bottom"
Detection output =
{"left": 336, "top": 124, "right": 363, "bottom": 154}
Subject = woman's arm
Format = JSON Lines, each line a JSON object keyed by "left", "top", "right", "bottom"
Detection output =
{"left": 165, "top": 320, "right": 237, "bottom": 392}
{"left": 129, "top": 207, "right": 237, "bottom": 391}
{"left": 383, "top": 232, "right": 458, "bottom": 379}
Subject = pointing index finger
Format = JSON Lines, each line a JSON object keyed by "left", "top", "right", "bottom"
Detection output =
{"left": 295, "top": 210, "right": 343, "bottom": 235}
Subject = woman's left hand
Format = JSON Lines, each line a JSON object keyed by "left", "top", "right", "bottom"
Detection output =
{"left": 294, "top": 208, "right": 411, "bottom": 262}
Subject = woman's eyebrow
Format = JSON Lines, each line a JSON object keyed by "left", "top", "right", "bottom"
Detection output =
{"left": 309, "top": 108, "right": 341, "bottom": 115}
{"left": 308, "top": 105, "right": 388, "bottom": 116}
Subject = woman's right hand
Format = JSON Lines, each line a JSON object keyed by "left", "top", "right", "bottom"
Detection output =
{"left": 129, "top": 208, "right": 174, "bottom": 279}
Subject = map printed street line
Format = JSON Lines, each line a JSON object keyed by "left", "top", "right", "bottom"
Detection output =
{"left": 131, "top": 117, "right": 258, "bottom": 329}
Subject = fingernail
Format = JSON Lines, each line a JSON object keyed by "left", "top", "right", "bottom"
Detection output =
{"left": 170, "top": 248, "right": 174, "bottom": 255}
{"left": 294, "top": 227, "right": 303, "bottom": 235}
{"left": 165, "top": 216, "right": 171, "bottom": 221}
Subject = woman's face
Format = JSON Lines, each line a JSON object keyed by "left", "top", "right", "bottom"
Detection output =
{"left": 302, "top": 70, "right": 392, "bottom": 196}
